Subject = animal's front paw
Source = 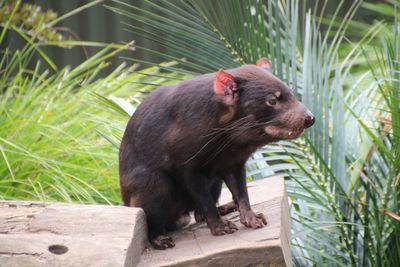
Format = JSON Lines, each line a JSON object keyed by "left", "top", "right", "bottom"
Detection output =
{"left": 150, "top": 235, "right": 175, "bottom": 249}
{"left": 240, "top": 210, "right": 267, "bottom": 229}
{"left": 209, "top": 219, "right": 238, "bottom": 235}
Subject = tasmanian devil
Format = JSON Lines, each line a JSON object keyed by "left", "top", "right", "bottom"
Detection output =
{"left": 119, "top": 58, "right": 315, "bottom": 249}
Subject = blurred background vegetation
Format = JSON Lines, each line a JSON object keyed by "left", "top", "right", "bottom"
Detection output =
{"left": 1, "top": 0, "right": 399, "bottom": 266}
{"left": 2, "top": 0, "right": 383, "bottom": 71}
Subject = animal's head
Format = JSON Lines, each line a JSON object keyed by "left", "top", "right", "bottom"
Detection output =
{"left": 214, "top": 58, "right": 314, "bottom": 143}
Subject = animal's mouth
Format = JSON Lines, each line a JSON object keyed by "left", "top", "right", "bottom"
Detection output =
{"left": 264, "top": 125, "right": 305, "bottom": 140}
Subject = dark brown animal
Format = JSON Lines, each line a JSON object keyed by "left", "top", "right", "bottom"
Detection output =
{"left": 119, "top": 58, "right": 314, "bottom": 249}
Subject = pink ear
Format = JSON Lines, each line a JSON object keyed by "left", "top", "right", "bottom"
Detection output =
{"left": 256, "top": 57, "right": 272, "bottom": 72}
{"left": 214, "top": 69, "right": 238, "bottom": 106}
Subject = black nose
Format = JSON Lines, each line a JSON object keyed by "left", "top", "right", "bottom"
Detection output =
{"left": 304, "top": 111, "right": 315, "bottom": 128}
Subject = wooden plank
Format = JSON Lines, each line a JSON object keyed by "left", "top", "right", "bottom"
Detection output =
{"left": 137, "top": 176, "right": 292, "bottom": 267}
{"left": 0, "top": 202, "right": 146, "bottom": 267}
{"left": 0, "top": 176, "right": 291, "bottom": 267}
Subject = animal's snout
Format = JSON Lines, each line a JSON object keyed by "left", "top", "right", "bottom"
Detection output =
{"left": 304, "top": 110, "right": 315, "bottom": 128}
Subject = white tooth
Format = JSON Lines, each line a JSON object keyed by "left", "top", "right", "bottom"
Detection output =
{"left": 288, "top": 131, "right": 292, "bottom": 136}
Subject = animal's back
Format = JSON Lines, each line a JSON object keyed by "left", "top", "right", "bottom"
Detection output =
{"left": 120, "top": 74, "right": 219, "bottom": 171}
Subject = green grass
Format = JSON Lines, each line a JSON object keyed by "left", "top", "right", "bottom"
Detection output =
{"left": 0, "top": 50, "right": 187, "bottom": 204}
{"left": 0, "top": 23, "right": 188, "bottom": 204}
{"left": 0, "top": 47, "right": 123, "bottom": 203}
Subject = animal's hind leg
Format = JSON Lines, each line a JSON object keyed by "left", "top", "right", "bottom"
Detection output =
{"left": 218, "top": 201, "right": 238, "bottom": 216}
{"left": 141, "top": 180, "right": 176, "bottom": 249}
{"left": 121, "top": 167, "right": 176, "bottom": 249}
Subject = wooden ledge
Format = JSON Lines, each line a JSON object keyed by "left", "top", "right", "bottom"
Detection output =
{"left": 0, "top": 176, "right": 291, "bottom": 267}
{"left": 139, "top": 176, "right": 291, "bottom": 266}
{"left": 0, "top": 201, "right": 146, "bottom": 267}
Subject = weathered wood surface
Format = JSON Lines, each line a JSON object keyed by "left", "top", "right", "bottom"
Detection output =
{"left": 0, "top": 176, "right": 291, "bottom": 267}
{"left": 0, "top": 202, "right": 146, "bottom": 267}
{"left": 138, "top": 176, "right": 292, "bottom": 267}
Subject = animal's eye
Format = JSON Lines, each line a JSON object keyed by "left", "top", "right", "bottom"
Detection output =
{"left": 266, "top": 97, "right": 277, "bottom": 106}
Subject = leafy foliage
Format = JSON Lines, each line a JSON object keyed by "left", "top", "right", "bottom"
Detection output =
{"left": 0, "top": 3, "right": 188, "bottom": 203}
